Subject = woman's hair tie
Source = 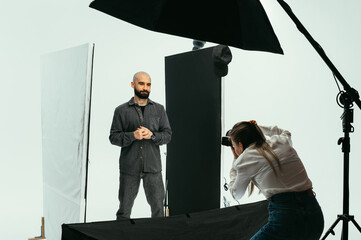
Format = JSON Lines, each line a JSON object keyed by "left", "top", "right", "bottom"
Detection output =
{"left": 249, "top": 120, "right": 257, "bottom": 125}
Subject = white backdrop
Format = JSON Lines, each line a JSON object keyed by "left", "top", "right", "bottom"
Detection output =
{"left": 1, "top": 0, "right": 361, "bottom": 239}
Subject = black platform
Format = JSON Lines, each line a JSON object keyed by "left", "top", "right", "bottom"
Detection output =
{"left": 62, "top": 200, "right": 268, "bottom": 240}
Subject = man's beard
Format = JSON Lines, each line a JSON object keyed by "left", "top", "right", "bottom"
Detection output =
{"left": 134, "top": 88, "right": 150, "bottom": 99}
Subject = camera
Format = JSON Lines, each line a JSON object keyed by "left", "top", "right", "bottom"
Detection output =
{"left": 221, "top": 130, "right": 232, "bottom": 147}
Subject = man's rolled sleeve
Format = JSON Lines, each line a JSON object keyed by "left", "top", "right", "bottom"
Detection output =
{"left": 109, "top": 108, "right": 136, "bottom": 148}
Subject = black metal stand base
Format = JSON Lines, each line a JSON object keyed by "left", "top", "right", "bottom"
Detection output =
{"left": 321, "top": 215, "right": 361, "bottom": 239}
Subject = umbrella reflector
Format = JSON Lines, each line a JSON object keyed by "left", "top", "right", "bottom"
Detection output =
{"left": 89, "top": 0, "right": 283, "bottom": 54}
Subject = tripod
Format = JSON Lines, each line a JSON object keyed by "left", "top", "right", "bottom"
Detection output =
{"left": 321, "top": 92, "right": 361, "bottom": 239}
{"left": 275, "top": 1, "right": 361, "bottom": 239}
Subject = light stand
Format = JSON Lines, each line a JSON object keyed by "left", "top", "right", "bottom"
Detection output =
{"left": 276, "top": 1, "right": 361, "bottom": 239}
{"left": 321, "top": 92, "right": 361, "bottom": 239}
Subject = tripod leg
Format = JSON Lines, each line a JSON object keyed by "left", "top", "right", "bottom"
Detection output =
{"left": 321, "top": 216, "right": 343, "bottom": 240}
{"left": 350, "top": 218, "right": 361, "bottom": 233}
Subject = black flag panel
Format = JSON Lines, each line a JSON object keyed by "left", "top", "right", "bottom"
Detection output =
{"left": 165, "top": 46, "right": 228, "bottom": 215}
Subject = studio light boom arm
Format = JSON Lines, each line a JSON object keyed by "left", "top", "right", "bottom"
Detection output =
{"left": 276, "top": 0, "right": 361, "bottom": 110}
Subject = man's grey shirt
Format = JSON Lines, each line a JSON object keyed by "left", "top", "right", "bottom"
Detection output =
{"left": 109, "top": 97, "right": 172, "bottom": 175}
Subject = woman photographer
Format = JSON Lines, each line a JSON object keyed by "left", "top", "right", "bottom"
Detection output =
{"left": 229, "top": 120, "right": 324, "bottom": 240}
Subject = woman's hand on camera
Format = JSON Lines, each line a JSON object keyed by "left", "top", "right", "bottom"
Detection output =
{"left": 231, "top": 146, "right": 239, "bottom": 159}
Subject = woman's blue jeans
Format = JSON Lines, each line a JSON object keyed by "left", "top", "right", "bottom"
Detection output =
{"left": 251, "top": 190, "right": 324, "bottom": 240}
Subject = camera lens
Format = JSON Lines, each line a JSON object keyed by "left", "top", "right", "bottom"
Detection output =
{"left": 221, "top": 130, "right": 232, "bottom": 146}
{"left": 221, "top": 136, "right": 232, "bottom": 146}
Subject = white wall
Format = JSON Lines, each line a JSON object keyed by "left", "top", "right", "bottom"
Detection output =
{"left": 1, "top": 0, "right": 361, "bottom": 239}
